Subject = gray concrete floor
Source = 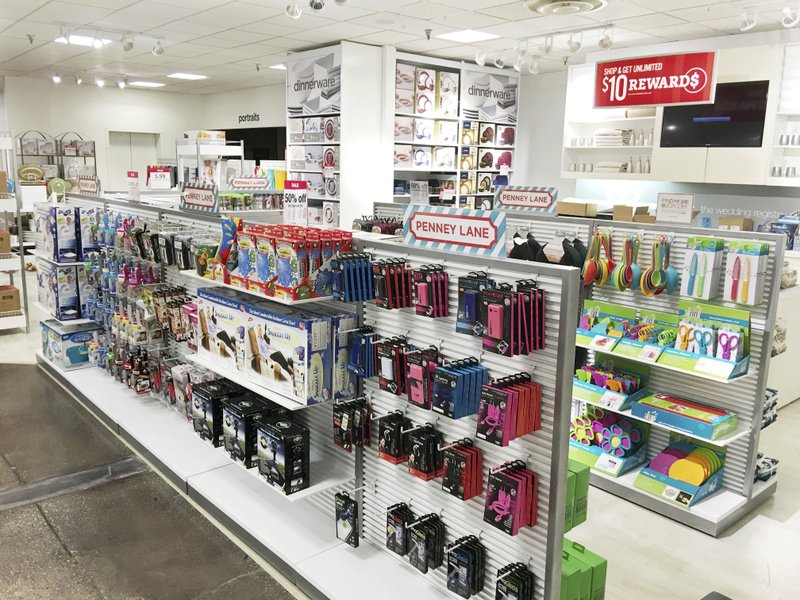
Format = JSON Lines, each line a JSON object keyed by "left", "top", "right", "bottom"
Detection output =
{"left": 0, "top": 364, "right": 298, "bottom": 600}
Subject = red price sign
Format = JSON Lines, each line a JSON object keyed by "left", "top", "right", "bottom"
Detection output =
{"left": 595, "top": 52, "right": 716, "bottom": 108}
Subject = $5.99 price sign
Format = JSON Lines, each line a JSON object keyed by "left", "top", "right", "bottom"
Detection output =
{"left": 595, "top": 52, "right": 716, "bottom": 108}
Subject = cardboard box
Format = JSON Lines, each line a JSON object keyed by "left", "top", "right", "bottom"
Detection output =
{"left": 184, "top": 130, "right": 225, "bottom": 141}
{"left": 719, "top": 217, "right": 753, "bottom": 231}
{"left": 632, "top": 214, "right": 657, "bottom": 224}
{"left": 569, "top": 458, "right": 590, "bottom": 527}
{"left": 40, "top": 319, "right": 103, "bottom": 371}
{"left": 564, "top": 470, "right": 576, "bottom": 532}
{"left": 0, "top": 285, "right": 20, "bottom": 312}
{"left": 613, "top": 205, "right": 649, "bottom": 222}
{"left": 565, "top": 540, "right": 607, "bottom": 600}
{"left": 0, "top": 229, "right": 10, "bottom": 254}
{"left": 558, "top": 200, "right": 598, "bottom": 217}
{"left": 564, "top": 551, "right": 593, "bottom": 600}
{"left": 0, "top": 171, "right": 6, "bottom": 195}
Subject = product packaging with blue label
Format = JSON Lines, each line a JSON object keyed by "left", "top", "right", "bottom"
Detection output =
{"left": 457, "top": 272, "right": 495, "bottom": 336}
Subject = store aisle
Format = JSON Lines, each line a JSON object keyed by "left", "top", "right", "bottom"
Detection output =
{"left": 0, "top": 364, "right": 303, "bottom": 600}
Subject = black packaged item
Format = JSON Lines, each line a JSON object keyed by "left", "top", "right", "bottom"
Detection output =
{"left": 191, "top": 380, "right": 246, "bottom": 446}
{"left": 386, "top": 502, "right": 414, "bottom": 556}
{"left": 457, "top": 272, "right": 495, "bottom": 336}
{"left": 378, "top": 412, "right": 411, "bottom": 464}
{"left": 256, "top": 417, "right": 310, "bottom": 495}
{"left": 374, "top": 258, "right": 413, "bottom": 310}
{"left": 333, "top": 397, "right": 372, "bottom": 452}
{"left": 222, "top": 396, "right": 284, "bottom": 468}
{"left": 335, "top": 492, "right": 359, "bottom": 548}
{"left": 496, "top": 563, "right": 535, "bottom": 600}
{"left": 442, "top": 439, "right": 483, "bottom": 501}
{"left": 407, "top": 425, "right": 444, "bottom": 481}
{"left": 174, "top": 234, "right": 194, "bottom": 270}
{"left": 377, "top": 337, "right": 409, "bottom": 396}
{"left": 447, "top": 535, "right": 486, "bottom": 598}
{"left": 158, "top": 232, "right": 176, "bottom": 265}
{"left": 408, "top": 513, "right": 446, "bottom": 574}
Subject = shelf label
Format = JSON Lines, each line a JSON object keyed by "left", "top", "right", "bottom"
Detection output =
{"left": 181, "top": 181, "right": 218, "bottom": 213}
{"left": 127, "top": 171, "right": 140, "bottom": 202}
{"left": 284, "top": 180, "right": 308, "bottom": 226}
{"left": 494, "top": 186, "right": 557, "bottom": 212}
{"left": 410, "top": 180, "right": 429, "bottom": 204}
{"left": 656, "top": 193, "right": 695, "bottom": 224}
{"left": 403, "top": 205, "right": 506, "bottom": 257}
{"left": 148, "top": 167, "right": 172, "bottom": 190}
{"left": 595, "top": 51, "right": 716, "bottom": 108}
{"left": 599, "top": 390, "right": 626, "bottom": 410}
{"left": 594, "top": 453, "right": 622, "bottom": 475}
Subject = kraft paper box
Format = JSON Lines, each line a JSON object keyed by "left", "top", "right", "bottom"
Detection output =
{"left": 718, "top": 217, "right": 753, "bottom": 231}
{"left": 557, "top": 200, "right": 598, "bottom": 217}
{"left": 0, "top": 229, "right": 10, "bottom": 254}
{"left": 184, "top": 130, "right": 225, "bottom": 140}
{"left": 40, "top": 319, "right": 103, "bottom": 371}
{"left": 613, "top": 205, "right": 649, "bottom": 222}
{"left": 0, "top": 171, "right": 6, "bottom": 195}
{"left": 0, "top": 285, "right": 19, "bottom": 312}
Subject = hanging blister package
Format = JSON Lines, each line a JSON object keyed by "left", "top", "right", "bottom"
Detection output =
{"left": 386, "top": 502, "right": 415, "bottom": 556}
{"left": 476, "top": 373, "right": 541, "bottom": 446}
{"left": 332, "top": 253, "right": 374, "bottom": 303}
{"left": 496, "top": 563, "right": 536, "bottom": 600}
{"left": 414, "top": 265, "right": 450, "bottom": 318}
{"left": 378, "top": 411, "right": 412, "bottom": 464}
{"left": 483, "top": 461, "right": 538, "bottom": 536}
{"left": 347, "top": 327, "right": 376, "bottom": 378}
{"left": 333, "top": 397, "right": 372, "bottom": 452}
{"left": 335, "top": 492, "right": 360, "bottom": 548}
{"left": 481, "top": 286, "right": 515, "bottom": 356}
{"left": 407, "top": 424, "right": 445, "bottom": 481}
{"left": 408, "top": 513, "right": 446, "bottom": 574}
{"left": 446, "top": 535, "right": 486, "bottom": 598}
{"left": 406, "top": 346, "right": 443, "bottom": 410}
{"left": 374, "top": 258, "right": 414, "bottom": 309}
{"left": 377, "top": 337, "right": 410, "bottom": 396}
{"left": 432, "top": 358, "right": 489, "bottom": 419}
{"left": 456, "top": 272, "right": 495, "bottom": 336}
{"left": 441, "top": 439, "right": 483, "bottom": 501}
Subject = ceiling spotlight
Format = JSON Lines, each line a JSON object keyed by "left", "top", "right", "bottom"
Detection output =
{"left": 739, "top": 7, "right": 757, "bottom": 31}
{"left": 514, "top": 39, "right": 529, "bottom": 58}
{"left": 513, "top": 56, "right": 524, "bottom": 72}
{"left": 92, "top": 36, "right": 103, "bottom": 49}
{"left": 782, "top": 6, "right": 800, "bottom": 28}
{"left": 528, "top": 60, "right": 540, "bottom": 75}
{"left": 541, "top": 35, "right": 553, "bottom": 55}
{"left": 309, "top": 0, "right": 325, "bottom": 11}
{"left": 475, "top": 49, "right": 487, "bottom": 66}
{"left": 75, "top": 73, "right": 82, "bottom": 85}
{"left": 334, "top": 0, "right": 348, "bottom": 4}
{"left": 121, "top": 34, "right": 133, "bottom": 52}
{"left": 494, "top": 54, "right": 505, "bottom": 69}
{"left": 151, "top": 40, "right": 164, "bottom": 56}
{"left": 567, "top": 33, "right": 582, "bottom": 53}
{"left": 286, "top": 2, "right": 302, "bottom": 18}
{"left": 598, "top": 28, "right": 612, "bottom": 49}
{"left": 95, "top": 76, "right": 105, "bottom": 88}
{"left": 117, "top": 77, "right": 127, "bottom": 89}
{"left": 51, "top": 73, "right": 61, "bottom": 84}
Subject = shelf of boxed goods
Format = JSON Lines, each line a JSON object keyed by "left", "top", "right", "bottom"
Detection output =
{"left": 33, "top": 251, "right": 88, "bottom": 267}
{"left": 589, "top": 464, "right": 777, "bottom": 533}
{"left": 36, "top": 349, "right": 444, "bottom": 600}
{"left": 0, "top": 310, "right": 26, "bottom": 331}
{"left": 571, "top": 393, "right": 751, "bottom": 448}
{"left": 35, "top": 302, "right": 96, "bottom": 326}
{"left": 178, "top": 269, "right": 328, "bottom": 306}
{"left": 0, "top": 255, "right": 20, "bottom": 272}
{"left": 575, "top": 341, "right": 754, "bottom": 385}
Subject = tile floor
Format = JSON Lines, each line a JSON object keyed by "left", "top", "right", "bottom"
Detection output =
{"left": 1, "top": 295, "right": 798, "bottom": 600}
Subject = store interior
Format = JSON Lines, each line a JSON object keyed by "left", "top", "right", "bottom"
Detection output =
{"left": 1, "top": 2, "right": 800, "bottom": 599}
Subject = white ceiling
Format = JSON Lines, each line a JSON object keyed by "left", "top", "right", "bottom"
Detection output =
{"left": 0, "top": 0, "right": 795, "bottom": 94}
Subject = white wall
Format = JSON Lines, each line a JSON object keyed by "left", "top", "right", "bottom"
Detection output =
{"left": 201, "top": 84, "right": 286, "bottom": 130}
{"left": 516, "top": 71, "right": 576, "bottom": 199}
{"left": 4, "top": 76, "right": 206, "bottom": 186}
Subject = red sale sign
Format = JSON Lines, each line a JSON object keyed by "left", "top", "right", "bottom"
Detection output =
{"left": 595, "top": 52, "right": 716, "bottom": 108}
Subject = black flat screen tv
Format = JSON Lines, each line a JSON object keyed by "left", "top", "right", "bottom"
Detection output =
{"left": 660, "top": 80, "right": 769, "bottom": 148}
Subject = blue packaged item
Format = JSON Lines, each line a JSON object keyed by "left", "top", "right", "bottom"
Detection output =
{"left": 41, "top": 319, "right": 103, "bottom": 371}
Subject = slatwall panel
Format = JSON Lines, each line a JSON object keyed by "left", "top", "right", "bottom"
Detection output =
{"left": 355, "top": 238, "right": 580, "bottom": 600}
{"left": 63, "top": 193, "right": 358, "bottom": 521}
{"left": 586, "top": 221, "right": 783, "bottom": 499}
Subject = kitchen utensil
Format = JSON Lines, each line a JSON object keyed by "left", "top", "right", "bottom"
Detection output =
{"left": 664, "top": 240, "right": 679, "bottom": 294}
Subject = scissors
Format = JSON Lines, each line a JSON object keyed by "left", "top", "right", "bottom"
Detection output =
{"left": 693, "top": 329, "right": 714, "bottom": 356}
{"left": 657, "top": 330, "right": 677, "bottom": 347}
{"left": 677, "top": 324, "right": 694, "bottom": 351}
{"left": 718, "top": 332, "right": 740, "bottom": 361}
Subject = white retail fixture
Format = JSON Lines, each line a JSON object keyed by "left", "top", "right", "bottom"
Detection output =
{"left": 0, "top": 133, "right": 29, "bottom": 332}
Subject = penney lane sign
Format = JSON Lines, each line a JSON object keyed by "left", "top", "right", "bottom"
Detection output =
{"left": 595, "top": 51, "right": 716, "bottom": 108}
{"left": 403, "top": 205, "right": 507, "bottom": 257}
{"left": 494, "top": 186, "right": 557, "bottom": 212}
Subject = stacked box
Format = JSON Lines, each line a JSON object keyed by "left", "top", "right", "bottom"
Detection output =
{"left": 191, "top": 379, "right": 246, "bottom": 446}
{"left": 257, "top": 417, "right": 310, "bottom": 495}
{"left": 564, "top": 539, "right": 607, "bottom": 600}
{"left": 222, "top": 396, "right": 286, "bottom": 468}
{"left": 40, "top": 319, "right": 103, "bottom": 371}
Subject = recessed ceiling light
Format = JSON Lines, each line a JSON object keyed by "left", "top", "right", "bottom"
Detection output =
{"left": 118, "top": 77, "right": 127, "bottom": 89}
{"left": 129, "top": 81, "right": 165, "bottom": 88}
{"left": 435, "top": 29, "right": 500, "bottom": 44}
{"left": 51, "top": 73, "right": 61, "bottom": 83}
{"left": 54, "top": 34, "right": 111, "bottom": 47}
{"left": 167, "top": 73, "right": 208, "bottom": 80}
{"left": 95, "top": 76, "right": 105, "bottom": 88}
{"left": 269, "top": 64, "right": 287, "bottom": 70}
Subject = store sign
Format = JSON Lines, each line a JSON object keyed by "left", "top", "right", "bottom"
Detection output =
{"left": 656, "top": 193, "right": 695, "bottom": 224}
{"left": 494, "top": 186, "right": 558, "bottom": 212}
{"left": 287, "top": 49, "right": 342, "bottom": 116}
{"left": 230, "top": 177, "right": 269, "bottom": 190}
{"left": 595, "top": 51, "right": 716, "bottom": 108}
{"left": 284, "top": 180, "right": 308, "bottom": 226}
{"left": 181, "top": 182, "right": 218, "bottom": 213}
{"left": 127, "top": 171, "right": 140, "bottom": 202}
{"left": 461, "top": 69, "right": 518, "bottom": 124}
{"left": 409, "top": 180, "right": 430, "bottom": 204}
{"left": 403, "top": 205, "right": 507, "bottom": 257}
{"left": 238, "top": 112, "right": 260, "bottom": 124}
{"left": 78, "top": 176, "right": 99, "bottom": 196}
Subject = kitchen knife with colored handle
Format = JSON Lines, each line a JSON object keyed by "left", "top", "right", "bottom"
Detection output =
{"left": 740, "top": 256, "right": 751, "bottom": 303}
{"left": 730, "top": 256, "right": 741, "bottom": 302}
{"left": 686, "top": 253, "right": 698, "bottom": 296}
{"left": 696, "top": 254, "right": 707, "bottom": 297}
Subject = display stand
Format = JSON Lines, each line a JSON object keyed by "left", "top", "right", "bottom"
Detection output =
{"left": 0, "top": 133, "right": 29, "bottom": 332}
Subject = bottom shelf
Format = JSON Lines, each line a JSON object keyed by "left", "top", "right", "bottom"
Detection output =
{"left": 589, "top": 467, "right": 777, "bottom": 536}
{"left": 0, "top": 310, "right": 26, "bottom": 331}
{"left": 35, "top": 351, "right": 446, "bottom": 600}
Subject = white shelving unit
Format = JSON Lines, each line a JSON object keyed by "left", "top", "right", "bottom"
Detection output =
{"left": 0, "top": 133, "right": 29, "bottom": 332}
{"left": 175, "top": 139, "right": 244, "bottom": 186}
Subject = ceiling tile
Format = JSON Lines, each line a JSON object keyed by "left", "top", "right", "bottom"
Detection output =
{"left": 615, "top": 13, "right": 689, "bottom": 31}
{"left": 186, "top": 2, "right": 281, "bottom": 28}
{"left": 353, "top": 30, "right": 420, "bottom": 45}
{"left": 0, "top": 0, "right": 49, "bottom": 20}
{"left": 429, "top": 11, "right": 507, "bottom": 29}
{"left": 262, "top": 12, "right": 336, "bottom": 30}
{"left": 292, "top": 22, "right": 378, "bottom": 43}
{"left": 582, "top": 0, "right": 650, "bottom": 22}
{"left": 205, "top": 29, "right": 266, "bottom": 43}
{"left": 397, "top": 38, "right": 456, "bottom": 52}
{"left": 25, "top": 1, "right": 117, "bottom": 24}
{"left": 348, "top": 0, "right": 418, "bottom": 9}
{"left": 150, "top": 0, "right": 235, "bottom": 9}
{"left": 233, "top": 20, "right": 302, "bottom": 36}
{"left": 478, "top": 2, "right": 543, "bottom": 21}
{"left": 629, "top": 0, "right": 718, "bottom": 10}
{"left": 670, "top": 3, "right": 743, "bottom": 21}
{"left": 145, "top": 20, "right": 220, "bottom": 35}
{"left": 158, "top": 42, "right": 224, "bottom": 57}
{"left": 652, "top": 22, "right": 717, "bottom": 40}
{"left": 388, "top": 2, "right": 467, "bottom": 21}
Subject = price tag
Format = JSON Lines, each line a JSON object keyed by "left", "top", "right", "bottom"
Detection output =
{"left": 637, "top": 344, "right": 661, "bottom": 362}
{"left": 499, "top": 165, "right": 510, "bottom": 176}
{"left": 694, "top": 357, "right": 732, "bottom": 378}
{"left": 594, "top": 453, "right": 622, "bottom": 475}
{"left": 440, "top": 188, "right": 455, "bottom": 201}
{"left": 409, "top": 180, "right": 429, "bottom": 204}
{"left": 588, "top": 335, "right": 616, "bottom": 352}
{"left": 127, "top": 171, "right": 140, "bottom": 202}
{"left": 599, "top": 390, "right": 626, "bottom": 410}
{"left": 661, "top": 486, "right": 686, "bottom": 502}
